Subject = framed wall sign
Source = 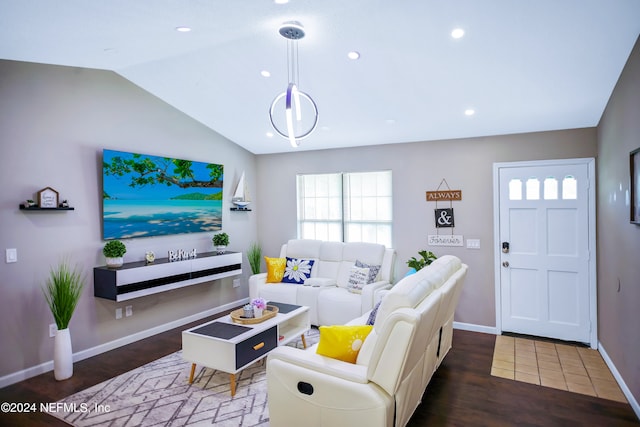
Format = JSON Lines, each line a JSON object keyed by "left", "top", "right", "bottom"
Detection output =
{"left": 37, "top": 187, "right": 59, "bottom": 208}
{"left": 435, "top": 208, "right": 454, "bottom": 228}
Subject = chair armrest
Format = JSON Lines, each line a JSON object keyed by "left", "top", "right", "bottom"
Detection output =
{"left": 249, "top": 273, "right": 267, "bottom": 300}
{"left": 361, "top": 281, "right": 391, "bottom": 312}
{"left": 267, "top": 346, "right": 368, "bottom": 384}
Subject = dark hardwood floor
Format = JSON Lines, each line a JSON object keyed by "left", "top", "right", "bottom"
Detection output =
{"left": 1, "top": 312, "right": 637, "bottom": 426}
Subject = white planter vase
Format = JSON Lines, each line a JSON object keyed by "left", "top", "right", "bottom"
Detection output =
{"left": 216, "top": 245, "right": 226, "bottom": 254}
{"left": 254, "top": 308, "right": 263, "bottom": 318}
{"left": 54, "top": 328, "right": 73, "bottom": 381}
{"left": 106, "top": 257, "right": 123, "bottom": 268}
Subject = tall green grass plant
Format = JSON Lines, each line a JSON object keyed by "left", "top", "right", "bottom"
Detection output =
{"left": 43, "top": 261, "right": 85, "bottom": 330}
{"left": 247, "top": 242, "right": 262, "bottom": 275}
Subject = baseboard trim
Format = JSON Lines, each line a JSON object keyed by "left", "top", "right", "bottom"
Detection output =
{"left": 453, "top": 321, "right": 498, "bottom": 335}
{"left": 0, "top": 298, "right": 248, "bottom": 389}
{"left": 598, "top": 341, "right": 640, "bottom": 420}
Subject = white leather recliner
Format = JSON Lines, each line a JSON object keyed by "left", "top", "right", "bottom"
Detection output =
{"left": 266, "top": 255, "right": 468, "bottom": 427}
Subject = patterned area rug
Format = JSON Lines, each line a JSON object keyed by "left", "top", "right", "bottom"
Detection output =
{"left": 52, "top": 328, "right": 319, "bottom": 426}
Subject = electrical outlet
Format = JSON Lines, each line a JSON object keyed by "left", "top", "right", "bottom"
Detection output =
{"left": 232, "top": 279, "right": 241, "bottom": 288}
{"left": 6, "top": 248, "right": 17, "bottom": 263}
{"left": 116, "top": 308, "right": 123, "bottom": 319}
{"left": 49, "top": 323, "right": 57, "bottom": 338}
{"left": 125, "top": 305, "right": 133, "bottom": 317}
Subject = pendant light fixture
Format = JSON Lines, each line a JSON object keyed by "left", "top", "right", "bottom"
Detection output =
{"left": 269, "top": 21, "right": 318, "bottom": 148}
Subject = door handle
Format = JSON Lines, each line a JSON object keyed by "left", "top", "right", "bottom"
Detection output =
{"left": 502, "top": 242, "right": 510, "bottom": 253}
{"left": 502, "top": 261, "right": 510, "bottom": 268}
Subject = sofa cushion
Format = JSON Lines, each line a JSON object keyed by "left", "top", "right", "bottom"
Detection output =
{"left": 366, "top": 300, "right": 382, "bottom": 325}
{"left": 265, "top": 257, "right": 286, "bottom": 283}
{"left": 355, "top": 260, "right": 381, "bottom": 283}
{"left": 317, "top": 288, "right": 363, "bottom": 325}
{"left": 347, "top": 266, "right": 371, "bottom": 294}
{"left": 336, "top": 243, "right": 386, "bottom": 287}
{"left": 284, "top": 239, "right": 322, "bottom": 259}
{"left": 316, "top": 325, "right": 373, "bottom": 363}
{"left": 282, "top": 258, "right": 315, "bottom": 284}
{"left": 314, "top": 241, "right": 344, "bottom": 279}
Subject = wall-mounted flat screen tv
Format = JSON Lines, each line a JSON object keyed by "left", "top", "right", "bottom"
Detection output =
{"left": 102, "top": 149, "right": 224, "bottom": 240}
{"left": 631, "top": 147, "right": 640, "bottom": 225}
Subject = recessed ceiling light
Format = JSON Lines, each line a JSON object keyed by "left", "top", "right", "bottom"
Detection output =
{"left": 274, "top": 0, "right": 289, "bottom": 4}
{"left": 347, "top": 51, "right": 360, "bottom": 60}
{"left": 261, "top": 70, "right": 271, "bottom": 77}
{"left": 464, "top": 109, "right": 475, "bottom": 116}
{"left": 385, "top": 119, "right": 396, "bottom": 125}
{"left": 320, "top": 126, "right": 330, "bottom": 131}
{"left": 266, "top": 132, "right": 274, "bottom": 138}
{"left": 451, "top": 28, "right": 465, "bottom": 39}
{"left": 175, "top": 26, "right": 192, "bottom": 32}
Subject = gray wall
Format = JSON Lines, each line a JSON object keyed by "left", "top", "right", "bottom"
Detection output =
{"left": 256, "top": 129, "right": 596, "bottom": 328}
{"left": 597, "top": 36, "right": 640, "bottom": 402}
{"left": 0, "top": 60, "right": 257, "bottom": 379}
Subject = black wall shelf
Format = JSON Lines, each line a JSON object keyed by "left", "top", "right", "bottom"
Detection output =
{"left": 94, "top": 251, "right": 242, "bottom": 302}
{"left": 19, "top": 205, "right": 75, "bottom": 211}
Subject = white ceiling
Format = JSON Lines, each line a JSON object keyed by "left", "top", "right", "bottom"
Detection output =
{"left": 1, "top": 1, "right": 639, "bottom": 154}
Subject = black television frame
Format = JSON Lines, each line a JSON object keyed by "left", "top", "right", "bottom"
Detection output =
{"left": 631, "top": 147, "right": 640, "bottom": 225}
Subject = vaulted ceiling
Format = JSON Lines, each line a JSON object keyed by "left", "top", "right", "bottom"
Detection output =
{"left": 1, "top": 1, "right": 639, "bottom": 154}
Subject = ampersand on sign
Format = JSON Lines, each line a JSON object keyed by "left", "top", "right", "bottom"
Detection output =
{"left": 435, "top": 208, "right": 455, "bottom": 228}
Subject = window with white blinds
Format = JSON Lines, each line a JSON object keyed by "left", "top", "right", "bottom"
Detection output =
{"left": 296, "top": 171, "right": 392, "bottom": 247}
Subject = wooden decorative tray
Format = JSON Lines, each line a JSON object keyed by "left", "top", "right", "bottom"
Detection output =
{"left": 230, "top": 305, "right": 279, "bottom": 324}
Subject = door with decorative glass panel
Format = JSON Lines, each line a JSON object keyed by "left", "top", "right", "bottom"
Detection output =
{"left": 494, "top": 159, "right": 596, "bottom": 347}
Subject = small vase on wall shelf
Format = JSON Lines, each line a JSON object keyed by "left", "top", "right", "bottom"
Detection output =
{"left": 105, "top": 257, "right": 124, "bottom": 268}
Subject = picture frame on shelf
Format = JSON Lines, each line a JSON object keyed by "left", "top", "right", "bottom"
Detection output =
{"left": 37, "top": 187, "right": 59, "bottom": 208}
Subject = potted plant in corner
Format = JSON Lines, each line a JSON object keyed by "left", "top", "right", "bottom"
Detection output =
{"left": 42, "top": 260, "right": 85, "bottom": 381}
{"left": 103, "top": 240, "right": 127, "bottom": 268}
{"left": 246, "top": 242, "right": 262, "bottom": 275}
{"left": 212, "top": 232, "right": 229, "bottom": 254}
{"left": 406, "top": 250, "right": 438, "bottom": 273}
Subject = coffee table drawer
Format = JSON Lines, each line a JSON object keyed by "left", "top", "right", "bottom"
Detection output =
{"left": 236, "top": 325, "right": 277, "bottom": 369}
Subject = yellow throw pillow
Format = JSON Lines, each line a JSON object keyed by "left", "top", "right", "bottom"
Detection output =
{"left": 265, "top": 257, "right": 286, "bottom": 283}
{"left": 316, "top": 325, "right": 373, "bottom": 363}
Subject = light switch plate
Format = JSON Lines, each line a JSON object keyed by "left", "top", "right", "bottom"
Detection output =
{"left": 466, "top": 239, "right": 481, "bottom": 249}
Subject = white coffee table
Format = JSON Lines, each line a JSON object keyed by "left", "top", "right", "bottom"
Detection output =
{"left": 182, "top": 302, "right": 310, "bottom": 396}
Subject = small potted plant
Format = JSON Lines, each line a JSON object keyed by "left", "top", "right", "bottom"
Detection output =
{"left": 212, "top": 232, "right": 229, "bottom": 254}
{"left": 251, "top": 297, "right": 267, "bottom": 318}
{"left": 246, "top": 242, "right": 262, "bottom": 275}
{"left": 103, "top": 240, "right": 127, "bottom": 268}
{"left": 42, "top": 260, "right": 85, "bottom": 380}
{"left": 406, "top": 250, "right": 437, "bottom": 272}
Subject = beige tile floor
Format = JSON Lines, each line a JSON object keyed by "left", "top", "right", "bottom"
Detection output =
{"left": 491, "top": 335, "right": 627, "bottom": 403}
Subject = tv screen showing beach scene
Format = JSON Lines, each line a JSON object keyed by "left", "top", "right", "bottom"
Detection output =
{"left": 102, "top": 149, "right": 224, "bottom": 240}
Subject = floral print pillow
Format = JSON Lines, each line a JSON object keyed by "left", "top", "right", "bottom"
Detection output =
{"left": 282, "top": 257, "right": 315, "bottom": 284}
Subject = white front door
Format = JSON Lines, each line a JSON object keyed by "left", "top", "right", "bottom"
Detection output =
{"left": 493, "top": 159, "right": 596, "bottom": 347}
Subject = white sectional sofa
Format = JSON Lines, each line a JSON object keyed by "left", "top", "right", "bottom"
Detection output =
{"left": 266, "top": 255, "right": 468, "bottom": 427}
{"left": 249, "top": 239, "right": 396, "bottom": 326}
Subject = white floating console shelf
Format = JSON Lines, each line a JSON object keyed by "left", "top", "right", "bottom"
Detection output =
{"left": 94, "top": 251, "right": 242, "bottom": 302}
